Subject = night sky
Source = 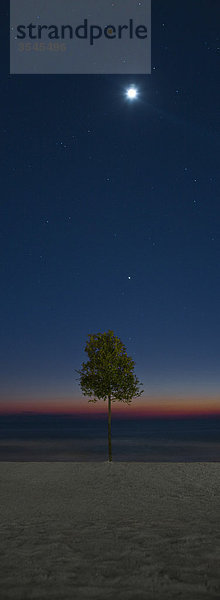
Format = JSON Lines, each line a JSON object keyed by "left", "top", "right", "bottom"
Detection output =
{"left": 1, "top": 0, "right": 220, "bottom": 419}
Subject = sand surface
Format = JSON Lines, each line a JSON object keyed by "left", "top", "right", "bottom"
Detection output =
{"left": 0, "top": 462, "right": 220, "bottom": 599}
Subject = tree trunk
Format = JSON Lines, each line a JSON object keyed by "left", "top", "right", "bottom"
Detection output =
{"left": 108, "top": 395, "right": 112, "bottom": 462}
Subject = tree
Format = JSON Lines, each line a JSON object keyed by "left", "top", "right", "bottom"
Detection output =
{"left": 75, "top": 329, "right": 144, "bottom": 462}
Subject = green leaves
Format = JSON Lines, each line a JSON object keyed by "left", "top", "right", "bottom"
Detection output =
{"left": 75, "top": 329, "right": 144, "bottom": 404}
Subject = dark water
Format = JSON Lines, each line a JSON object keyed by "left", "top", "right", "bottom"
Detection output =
{"left": 0, "top": 414, "right": 220, "bottom": 461}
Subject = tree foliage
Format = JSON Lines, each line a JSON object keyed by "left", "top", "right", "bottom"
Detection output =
{"left": 75, "top": 329, "right": 144, "bottom": 404}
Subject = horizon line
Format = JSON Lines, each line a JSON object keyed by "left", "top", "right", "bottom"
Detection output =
{"left": 0, "top": 395, "right": 220, "bottom": 419}
{"left": 1, "top": 409, "right": 220, "bottom": 419}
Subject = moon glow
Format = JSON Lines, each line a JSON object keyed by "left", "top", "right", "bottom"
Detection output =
{"left": 126, "top": 87, "right": 138, "bottom": 99}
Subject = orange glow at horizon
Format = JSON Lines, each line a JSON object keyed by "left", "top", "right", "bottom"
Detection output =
{"left": 0, "top": 395, "right": 220, "bottom": 418}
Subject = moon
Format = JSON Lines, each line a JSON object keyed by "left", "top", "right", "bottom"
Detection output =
{"left": 126, "top": 87, "right": 138, "bottom": 100}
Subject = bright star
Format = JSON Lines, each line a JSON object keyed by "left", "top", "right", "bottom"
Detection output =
{"left": 126, "top": 87, "right": 138, "bottom": 100}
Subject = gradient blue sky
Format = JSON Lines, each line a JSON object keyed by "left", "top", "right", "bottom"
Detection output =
{"left": 1, "top": 0, "right": 219, "bottom": 416}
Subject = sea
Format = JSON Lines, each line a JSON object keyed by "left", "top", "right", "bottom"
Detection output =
{"left": 0, "top": 413, "right": 220, "bottom": 461}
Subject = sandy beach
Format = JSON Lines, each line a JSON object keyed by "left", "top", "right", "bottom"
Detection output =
{"left": 0, "top": 462, "right": 220, "bottom": 599}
